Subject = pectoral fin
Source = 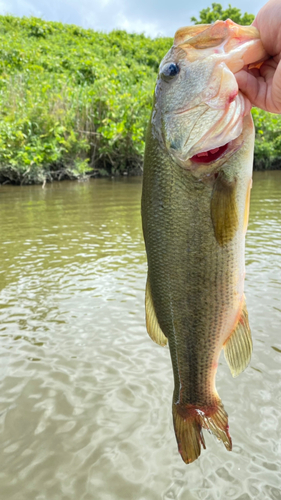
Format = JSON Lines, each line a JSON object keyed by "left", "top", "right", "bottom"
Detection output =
{"left": 243, "top": 178, "right": 252, "bottom": 234}
{"left": 211, "top": 172, "right": 239, "bottom": 247}
{"left": 223, "top": 298, "right": 252, "bottom": 378}
{"left": 145, "top": 277, "right": 167, "bottom": 347}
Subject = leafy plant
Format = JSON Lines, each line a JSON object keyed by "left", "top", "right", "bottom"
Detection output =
{"left": 191, "top": 3, "right": 254, "bottom": 25}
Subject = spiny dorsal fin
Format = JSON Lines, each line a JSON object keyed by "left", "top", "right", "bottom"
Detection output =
{"left": 145, "top": 277, "right": 167, "bottom": 347}
{"left": 223, "top": 297, "right": 252, "bottom": 378}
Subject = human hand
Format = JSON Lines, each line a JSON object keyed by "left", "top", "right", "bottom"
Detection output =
{"left": 235, "top": 0, "right": 281, "bottom": 113}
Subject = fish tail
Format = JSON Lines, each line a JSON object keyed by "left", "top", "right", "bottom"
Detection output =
{"left": 172, "top": 400, "right": 232, "bottom": 464}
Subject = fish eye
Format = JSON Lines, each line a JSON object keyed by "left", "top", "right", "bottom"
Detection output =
{"left": 161, "top": 63, "right": 180, "bottom": 79}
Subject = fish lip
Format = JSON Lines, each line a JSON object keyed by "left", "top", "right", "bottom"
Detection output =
{"left": 188, "top": 136, "right": 244, "bottom": 169}
{"left": 168, "top": 135, "right": 244, "bottom": 174}
{"left": 190, "top": 142, "right": 230, "bottom": 164}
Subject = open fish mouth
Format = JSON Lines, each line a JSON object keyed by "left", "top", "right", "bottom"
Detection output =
{"left": 172, "top": 91, "right": 249, "bottom": 169}
{"left": 186, "top": 92, "right": 250, "bottom": 168}
{"left": 190, "top": 143, "right": 229, "bottom": 164}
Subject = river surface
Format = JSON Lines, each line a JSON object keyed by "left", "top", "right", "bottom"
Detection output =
{"left": 0, "top": 172, "right": 280, "bottom": 500}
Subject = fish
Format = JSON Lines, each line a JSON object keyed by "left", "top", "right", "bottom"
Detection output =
{"left": 141, "top": 19, "right": 267, "bottom": 464}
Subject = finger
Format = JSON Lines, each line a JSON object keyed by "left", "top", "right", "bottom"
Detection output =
{"left": 260, "top": 60, "right": 278, "bottom": 81}
{"left": 251, "top": 0, "right": 281, "bottom": 56}
{"left": 235, "top": 70, "right": 268, "bottom": 110}
{"left": 271, "top": 59, "right": 281, "bottom": 112}
{"left": 237, "top": 65, "right": 261, "bottom": 78}
{"left": 246, "top": 67, "right": 262, "bottom": 78}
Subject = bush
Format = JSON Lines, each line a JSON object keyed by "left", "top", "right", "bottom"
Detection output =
{"left": 252, "top": 108, "right": 281, "bottom": 169}
{"left": 0, "top": 15, "right": 172, "bottom": 183}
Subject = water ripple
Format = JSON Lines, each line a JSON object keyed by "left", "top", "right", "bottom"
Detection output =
{"left": 0, "top": 174, "right": 280, "bottom": 499}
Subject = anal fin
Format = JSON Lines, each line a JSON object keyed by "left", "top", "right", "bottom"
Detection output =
{"left": 223, "top": 297, "right": 252, "bottom": 378}
{"left": 145, "top": 277, "right": 167, "bottom": 347}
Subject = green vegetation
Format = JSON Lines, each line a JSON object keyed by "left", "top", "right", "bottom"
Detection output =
{"left": 191, "top": 3, "right": 254, "bottom": 25}
{"left": 0, "top": 11, "right": 280, "bottom": 184}
{"left": 252, "top": 109, "right": 281, "bottom": 170}
{"left": 0, "top": 15, "right": 171, "bottom": 183}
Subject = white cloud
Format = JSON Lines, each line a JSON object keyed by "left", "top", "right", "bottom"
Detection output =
{"left": 0, "top": 0, "right": 40, "bottom": 17}
{"left": 0, "top": 0, "right": 265, "bottom": 37}
{"left": 111, "top": 13, "right": 161, "bottom": 37}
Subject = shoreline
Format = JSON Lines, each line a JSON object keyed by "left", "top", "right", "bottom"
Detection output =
{"left": 0, "top": 165, "right": 143, "bottom": 186}
{"left": 0, "top": 162, "right": 280, "bottom": 186}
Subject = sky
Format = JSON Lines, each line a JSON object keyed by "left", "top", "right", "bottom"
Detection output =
{"left": 0, "top": 0, "right": 266, "bottom": 37}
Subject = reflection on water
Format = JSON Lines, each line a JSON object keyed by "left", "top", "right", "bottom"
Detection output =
{"left": 0, "top": 172, "right": 280, "bottom": 500}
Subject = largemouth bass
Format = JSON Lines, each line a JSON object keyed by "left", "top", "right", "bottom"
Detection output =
{"left": 141, "top": 20, "right": 267, "bottom": 464}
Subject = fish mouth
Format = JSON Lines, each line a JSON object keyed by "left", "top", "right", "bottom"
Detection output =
{"left": 184, "top": 93, "right": 248, "bottom": 168}
{"left": 190, "top": 143, "right": 229, "bottom": 164}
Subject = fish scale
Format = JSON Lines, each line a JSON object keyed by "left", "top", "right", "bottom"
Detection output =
{"left": 144, "top": 130, "right": 238, "bottom": 407}
{"left": 141, "top": 19, "right": 266, "bottom": 464}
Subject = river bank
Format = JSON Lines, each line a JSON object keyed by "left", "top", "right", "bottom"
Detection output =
{"left": 0, "top": 163, "right": 143, "bottom": 185}
{"left": 0, "top": 159, "right": 280, "bottom": 185}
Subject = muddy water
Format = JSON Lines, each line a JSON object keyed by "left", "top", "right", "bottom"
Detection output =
{"left": 0, "top": 172, "right": 280, "bottom": 500}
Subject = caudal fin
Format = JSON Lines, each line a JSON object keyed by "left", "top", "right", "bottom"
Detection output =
{"left": 172, "top": 400, "right": 232, "bottom": 464}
